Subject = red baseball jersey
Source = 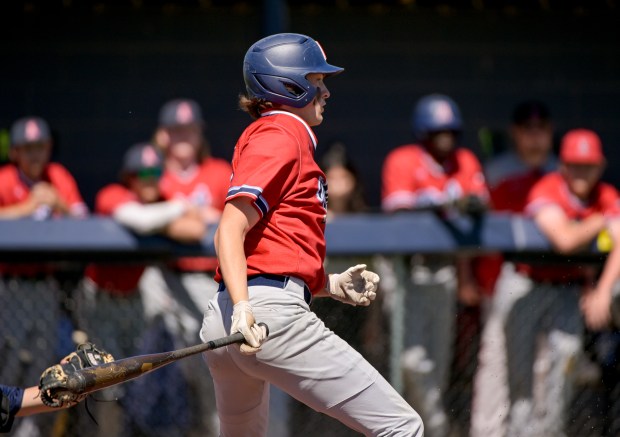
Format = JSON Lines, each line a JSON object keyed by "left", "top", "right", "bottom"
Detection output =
{"left": 381, "top": 145, "right": 488, "bottom": 211}
{"left": 159, "top": 157, "right": 232, "bottom": 272}
{"left": 0, "top": 163, "right": 87, "bottom": 277}
{"left": 0, "top": 162, "right": 87, "bottom": 218}
{"left": 84, "top": 184, "right": 145, "bottom": 295}
{"left": 215, "top": 110, "right": 328, "bottom": 294}
{"left": 475, "top": 169, "right": 548, "bottom": 294}
{"left": 520, "top": 172, "right": 620, "bottom": 282}
{"left": 490, "top": 169, "right": 545, "bottom": 213}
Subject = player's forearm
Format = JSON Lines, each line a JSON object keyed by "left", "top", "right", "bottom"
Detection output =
{"left": 216, "top": 225, "right": 249, "bottom": 305}
{"left": 548, "top": 219, "right": 605, "bottom": 254}
{"left": 164, "top": 215, "right": 206, "bottom": 243}
{"left": 15, "top": 387, "right": 59, "bottom": 417}
{"left": 0, "top": 200, "right": 38, "bottom": 219}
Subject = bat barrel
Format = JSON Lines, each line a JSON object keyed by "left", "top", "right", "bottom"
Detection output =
{"left": 66, "top": 353, "right": 175, "bottom": 393}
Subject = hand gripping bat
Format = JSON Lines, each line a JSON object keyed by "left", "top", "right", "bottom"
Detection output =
{"left": 39, "top": 323, "right": 269, "bottom": 406}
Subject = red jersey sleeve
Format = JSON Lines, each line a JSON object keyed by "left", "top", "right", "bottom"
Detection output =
{"left": 95, "top": 184, "right": 138, "bottom": 216}
{"left": 0, "top": 165, "right": 18, "bottom": 207}
{"left": 597, "top": 183, "right": 620, "bottom": 218}
{"left": 381, "top": 146, "right": 419, "bottom": 211}
{"left": 227, "top": 125, "right": 299, "bottom": 217}
{"left": 524, "top": 173, "right": 564, "bottom": 217}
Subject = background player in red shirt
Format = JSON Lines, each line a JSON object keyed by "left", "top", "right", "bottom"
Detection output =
{"left": 0, "top": 116, "right": 87, "bottom": 219}
{"left": 381, "top": 93, "right": 488, "bottom": 437}
{"left": 142, "top": 99, "right": 231, "bottom": 325}
{"left": 141, "top": 99, "right": 231, "bottom": 435}
{"left": 199, "top": 33, "right": 423, "bottom": 437}
{"left": 491, "top": 129, "right": 620, "bottom": 436}
{"left": 0, "top": 116, "right": 88, "bottom": 436}
{"left": 471, "top": 101, "right": 558, "bottom": 436}
{"left": 74, "top": 142, "right": 205, "bottom": 435}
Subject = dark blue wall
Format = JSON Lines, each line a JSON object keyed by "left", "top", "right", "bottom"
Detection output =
{"left": 1, "top": 4, "right": 619, "bottom": 208}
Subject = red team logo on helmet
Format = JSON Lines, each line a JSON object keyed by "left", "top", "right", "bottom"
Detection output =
{"left": 176, "top": 101, "right": 195, "bottom": 124}
{"left": 141, "top": 146, "right": 160, "bottom": 167}
{"left": 25, "top": 120, "right": 41, "bottom": 142}
{"left": 430, "top": 101, "right": 455, "bottom": 124}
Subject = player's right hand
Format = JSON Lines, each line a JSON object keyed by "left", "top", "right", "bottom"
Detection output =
{"left": 231, "top": 301, "right": 268, "bottom": 355}
{"left": 327, "top": 264, "right": 379, "bottom": 306}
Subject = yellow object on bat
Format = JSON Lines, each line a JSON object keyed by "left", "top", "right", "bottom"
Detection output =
{"left": 597, "top": 229, "right": 613, "bottom": 253}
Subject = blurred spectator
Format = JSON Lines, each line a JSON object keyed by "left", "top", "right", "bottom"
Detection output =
{"left": 0, "top": 116, "right": 87, "bottom": 436}
{"left": 471, "top": 101, "right": 557, "bottom": 436}
{"left": 490, "top": 129, "right": 620, "bottom": 436}
{"left": 380, "top": 94, "right": 488, "bottom": 437}
{"left": 143, "top": 98, "right": 230, "bottom": 333}
{"left": 81, "top": 141, "right": 201, "bottom": 350}
{"left": 0, "top": 116, "right": 86, "bottom": 220}
{"left": 322, "top": 142, "right": 367, "bottom": 219}
{"left": 140, "top": 98, "right": 231, "bottom": 436}
{"left": 72, "top": 142, "right": 205, "bottom": 436}
{"left": 485, "top": 100, "right": 557, "bottom": 201}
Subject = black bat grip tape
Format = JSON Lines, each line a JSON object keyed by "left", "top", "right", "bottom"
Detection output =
{"left": 206, "top": 322, "right": 270, "bottom": 350}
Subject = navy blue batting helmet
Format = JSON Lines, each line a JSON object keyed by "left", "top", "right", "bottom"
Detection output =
{"left": 243, "top": 33, "right": 344, "bottom": 108}
{"left": 412, "top": 94, "right": 463, "bottom": 140}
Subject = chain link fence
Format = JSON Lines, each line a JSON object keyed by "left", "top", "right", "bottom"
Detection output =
{"left": 1, "top": 257, "right": 620, "bottom": 436}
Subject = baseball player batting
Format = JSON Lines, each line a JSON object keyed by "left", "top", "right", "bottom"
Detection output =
{"left": 199, "top": 33, "right": 423, "bottom": 437}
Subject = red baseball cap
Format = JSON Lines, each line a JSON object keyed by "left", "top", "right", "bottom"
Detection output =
{"left": 560, "top": 129, "right": 604, "bottom": 164}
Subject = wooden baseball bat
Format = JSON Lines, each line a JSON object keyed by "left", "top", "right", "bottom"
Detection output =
{"left": 62, "top": 323, "right": 269, "bottom": 395}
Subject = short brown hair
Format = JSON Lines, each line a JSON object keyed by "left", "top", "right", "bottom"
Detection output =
{"left": 238, "top": 94, "right": 276, "bottom": 120}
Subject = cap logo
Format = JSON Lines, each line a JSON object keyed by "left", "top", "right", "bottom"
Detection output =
{"left": 315, "top": 41, "right": 327, "bottom": 60}
{"left": 431, "top": 101, "right": 454, "bottom": 124}
{"left": 25, "top": 120, "right": 41, "bottom": 142}
{"left": 578, "top": 138, "right": 590, "bottom": 156}
{"left": 176, "top": 102, "right": 194, "bottom": 124}
{"left": 142, "top": 146, "right": 159, "bottom": 167}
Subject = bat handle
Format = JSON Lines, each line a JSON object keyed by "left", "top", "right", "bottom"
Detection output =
{"left": 258, "top": 322, "right": 270, "bottom": 337}
{"left": 205, "top": 322, "right": 270, "bottom": 350}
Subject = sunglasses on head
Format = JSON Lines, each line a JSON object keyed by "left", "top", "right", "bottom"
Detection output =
{"left": 135, "top": 167, "right": 163, "bottom": 180}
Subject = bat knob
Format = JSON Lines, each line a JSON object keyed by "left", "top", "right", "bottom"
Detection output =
{"left": 258, "top": 322, "right": 269, "bottom": 337}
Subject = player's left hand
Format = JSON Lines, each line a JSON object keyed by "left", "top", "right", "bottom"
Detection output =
{"left": 580, "top": 286, "right": 612, "bottom": 330}
{"left": 327, "top": 264, "right": 380, "bottom": 306}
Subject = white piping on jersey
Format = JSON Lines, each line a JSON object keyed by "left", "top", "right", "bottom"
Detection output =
{"left": 227, "top": 184, "right": 270, "bottom": 216}
{"left": 262, "top": 110, "right": 318, "bottom": 150}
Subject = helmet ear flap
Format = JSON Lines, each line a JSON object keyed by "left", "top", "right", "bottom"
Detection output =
{"left": 253, "top": 74, "right": 313, "bottom": 107}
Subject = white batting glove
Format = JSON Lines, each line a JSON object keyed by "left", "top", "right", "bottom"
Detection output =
{"left": 231, "top": 301, "right": 268, "bottom": 355}
{"left": 327, "top": 264, "right": 380, "bottom": 306}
